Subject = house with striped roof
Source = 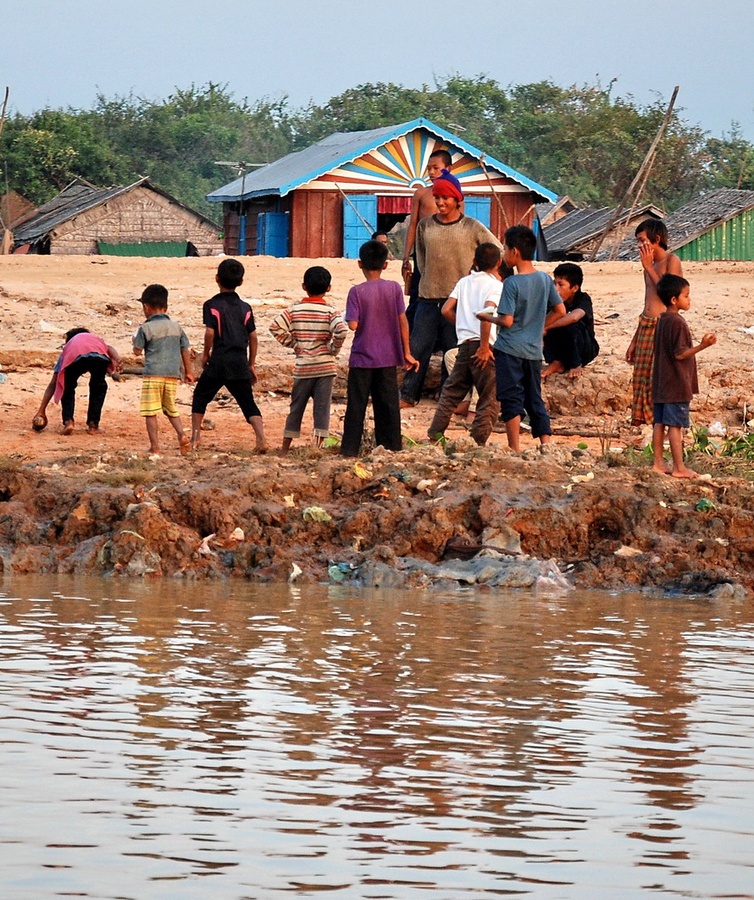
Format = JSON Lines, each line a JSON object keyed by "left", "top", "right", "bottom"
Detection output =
{"left": 206, "top": 117, "right": 556, "bottom": 259}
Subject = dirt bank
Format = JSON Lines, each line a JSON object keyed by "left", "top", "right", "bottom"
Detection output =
{"left": 1, "top": 256, "right": 753, "bottom": 593}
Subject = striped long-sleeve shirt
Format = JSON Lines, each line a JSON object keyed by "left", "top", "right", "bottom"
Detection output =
{"left": 270, "top": 298, "right": 348, "bottom": 379}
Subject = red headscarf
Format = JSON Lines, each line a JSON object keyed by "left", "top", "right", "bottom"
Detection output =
{"left": 432, "top": 168, "right": 463, "bottom": 202}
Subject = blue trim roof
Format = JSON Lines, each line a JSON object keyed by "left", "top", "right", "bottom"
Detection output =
{"left": 206, "top": 117, "right": 556, "bottom": 204}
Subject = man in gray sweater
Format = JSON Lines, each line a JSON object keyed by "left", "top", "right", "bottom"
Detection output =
{"left": 400, "top": 169, "right": 501, "bottom": 407}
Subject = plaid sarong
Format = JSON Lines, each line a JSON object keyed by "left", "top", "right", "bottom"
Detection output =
{"left": 630, "top": 315, "right": 658, "bottom": 426}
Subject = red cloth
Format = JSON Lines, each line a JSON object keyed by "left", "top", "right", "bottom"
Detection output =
{"left": 432, "top": 169, "right": 463, "bottom": 201}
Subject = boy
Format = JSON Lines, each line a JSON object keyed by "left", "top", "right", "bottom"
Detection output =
{"left": 477, "top": 225, "right": 565, "bottom": 452}
{"left": 340, "top": 240, "right": 419, "bottom": 457}
{"left": 427, "top": 242, "right": 503, "bottom": 446}
{"left": 270, "top": 266, "right": 348, "bottom": 454}
{"left": 191, "top": 258, "right": 268, "bottom": 452}
{"left": 652, "top": 273, "right": 716, "bottom": 478}
{"left": 401, "top": 149, "right": 457, "bottom": 329}
{"left": 400, "top": 168, "right": 500, "bottom": 407}
{"left": 542, "top": 262, "right": 599, "bottom": 378}
{"left": 132, "top": 283, "right": 193, "bottom": 456}
{"left": 33, "top": 328, "right": 122, "bottom": 435}
{"left": 626, "top": 219, "right": 683, "bottom": 427}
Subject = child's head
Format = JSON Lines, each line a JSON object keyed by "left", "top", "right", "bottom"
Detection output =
{"left": 427, "top": 149, "right": 452, "bottom": 181}
{"left": 553, "top": 263, "right": 583, "bottom": 303}
{"left": 359, "top": 239, "right": 389, "bottom": 272}
{"left": 140, "top": 283, "right": 169, "bottom": 313}
{"left": 64, "top": 327, "right": 89, "bottom": 343}
{"left": 473, "top": 242, "right": 502, "bottom": 273}
{"left": 302, "top": 266, "right": 332, "bottom": 297}
{"left": 635, "top": 219, "right": 668, "bottom": 250}
{"left": 657, "top": 273, "right": 690, "bottom": 308}
{"left": 503, "top": 225, "right": 537, "bottom": 262}
{"left": 371, "top": 231, "right": 389, "bottom": 245}
{"left": 216, "top": 258, "right": 245, "bottom": 290}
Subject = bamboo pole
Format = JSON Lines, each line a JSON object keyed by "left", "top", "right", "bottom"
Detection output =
{"left": 478, "top": 154, "right": 510, "bottom": 232}
{"left": 588, "top": 85, "right": 679, "bottom": 262}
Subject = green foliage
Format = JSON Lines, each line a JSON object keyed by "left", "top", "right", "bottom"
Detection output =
{"left": 1, "top": 77, "right": 751, "bottom": 220}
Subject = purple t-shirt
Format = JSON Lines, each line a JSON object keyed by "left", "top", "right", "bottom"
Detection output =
{"left": 345, "top": 279, "right": 406, "bottom": 368}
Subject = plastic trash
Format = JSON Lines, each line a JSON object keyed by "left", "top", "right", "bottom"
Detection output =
{"left": 328, "top": 561, "right": 360, "bottom": 582}
{"left": 289, "top": 563, "right": 302, "bottom": 583}
{"left": 695, "top": 498, "right": 717, "bottom": 512}
{"left": 230, "top": 527, "right": 244, "bottom": 541}
{"left": 708, "top": 421, "right": 727, "bottom": 437}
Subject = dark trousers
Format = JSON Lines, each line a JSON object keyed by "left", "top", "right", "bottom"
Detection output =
{"left": 543, "top": 321, "right": 598, "bottom": 371}
{"left": 428, "top": 341, "right": 500, "bottom": 445}
{"left": 60, "top": 356, "right": 109, "bottom": 426}
{"left": 400, "top": 300, "right": 457, "bottom": 403}
{"left": 192, "top": 371, "right": 261, "bottom": 420}
{"left": 341, "top": 366, "right": 401, "bottom": 457}
{"left": 283, "top": 376, "right": 334, "bottom": 439}
{"left": 494, "top": 349, "right": 551, "bottom": 439}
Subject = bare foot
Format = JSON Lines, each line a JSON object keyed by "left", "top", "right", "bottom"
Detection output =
{"left": 179, "top": 436, "right": 192, "bottom": 455}
{"left": 652, "top": 464, "right": 672, "bottom": 475}
{"left": 399, "top": 399, "right": 415, "bottom": 409}
{"left": 542, "top": 361, "right": 565, "bottom": 379}
{"left": 671, "top": 467, "right": 700, "bottom": 479}
{"left": 567, "top": 366, "right": 583, "bottom": 379}
{"left": 87, "top": 424, "right": 101, "bottom": 435}
{"left": 62, "top": 421, "right": 75, "bottom": 436}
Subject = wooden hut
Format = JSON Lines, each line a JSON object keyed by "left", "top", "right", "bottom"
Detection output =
{"left": 206, "top": 118, "right": 556, "bottom": 258}
{"left": 12, "top": 177, "right": 222, "bottom": 255}
{"left": 545, "top": 204, "right": 664, "bottom": 261}
{"left": 610, "top": 189, "right": 754, "bottom": 262}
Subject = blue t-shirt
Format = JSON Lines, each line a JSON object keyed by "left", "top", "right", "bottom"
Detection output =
{"left": 494, "top": 271, "right": 561, "bottom": 361}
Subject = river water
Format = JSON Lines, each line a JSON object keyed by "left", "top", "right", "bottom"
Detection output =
{"left": 1, "top": 576, "right": 753, "bottom": 899}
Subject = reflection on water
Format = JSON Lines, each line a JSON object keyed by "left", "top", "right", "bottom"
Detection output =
{"left": 1, "top": 576, "right": 754, "bottom": 899}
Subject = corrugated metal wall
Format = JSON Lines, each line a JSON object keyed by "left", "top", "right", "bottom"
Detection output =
{"left": 676, "top": 209, "right": 754, "bottom": 261}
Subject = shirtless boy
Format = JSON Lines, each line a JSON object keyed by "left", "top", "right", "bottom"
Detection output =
{"left": 625, "top": 219, "right": 682, "bottom": 428}
{"left": 401, "top": 149, "right": 458, "bottom": 328}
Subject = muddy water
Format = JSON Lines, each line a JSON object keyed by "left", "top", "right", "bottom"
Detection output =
{"left": 1, "top": 577, "right": 753, "bottom": 900}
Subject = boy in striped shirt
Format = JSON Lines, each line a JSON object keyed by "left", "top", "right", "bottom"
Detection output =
{"left": 271, "top": 266, "right": 348, "bottom": 454}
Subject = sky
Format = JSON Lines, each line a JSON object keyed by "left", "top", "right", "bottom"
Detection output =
{"left": 3, "top": 0, "right": 753, "bottom": 141}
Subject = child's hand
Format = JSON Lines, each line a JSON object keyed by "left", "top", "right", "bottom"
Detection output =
{"left": 472, "top": 344, "right": 494, "bottom": 367}
{"left": 133, "top": 347, "right": 142, "bottom": 357}
{"left": 249, "top": 364, "right": 258, "bottom": 384}
{"left": 476, "top": 311, "right": 493, "bottom": 323}
{"left": 404, "top": 354, "right": 419, "bottom": 372}
{"left": 625, "top": 341, "right": 636, "bottom": 364}
{"left": 638, "top": 241, "right": 654, "bottom": 270}
{"left": 700, "top": 332, "right": 717, "bottom": 349}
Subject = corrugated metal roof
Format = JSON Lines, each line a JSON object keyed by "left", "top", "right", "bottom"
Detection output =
{"left": 545, "top": 205, "right": 663, "bottom": 257}
{"left": 13, "top": 177, "right": 220, "bottom": 247}
{"left": 206, "top": 117, "right": 556, "bottom": 203}
{"left": 611, "top": 189, "right": 754, "bottom": 260}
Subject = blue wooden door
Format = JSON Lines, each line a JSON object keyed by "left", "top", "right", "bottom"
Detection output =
{"left": 258, "top": 212, "right": 289, "bottom": 257}
{"left": 343, "top": 195, "right": 377, "bottom": 259}
{"left": 463, "top": 196, "right": 491, "bottom": 227}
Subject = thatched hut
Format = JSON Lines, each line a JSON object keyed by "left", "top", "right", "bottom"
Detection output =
{"left": 12, "top": 177, "right": 222, "bottom": 256}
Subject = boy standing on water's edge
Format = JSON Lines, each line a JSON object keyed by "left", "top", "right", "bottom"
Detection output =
{"left": 626, "top": 219, "right": 683, "bottom": 427}
{"left": 191, "top": 258, "right": 268, "bottom": 452}
{"left": 652, "top": 273, "right": 716, "bottom": 478}
{"left": 133, "top": 284, "right": 193, "bottom": 456}
{"left": 477, "top": 225, "right": 565, "bottom": 452}
{"left": 340, "top": 240, "right": 418, "bottom": 458}
{"left": 270, "top": 266, "right": 348, "bottom": 454}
